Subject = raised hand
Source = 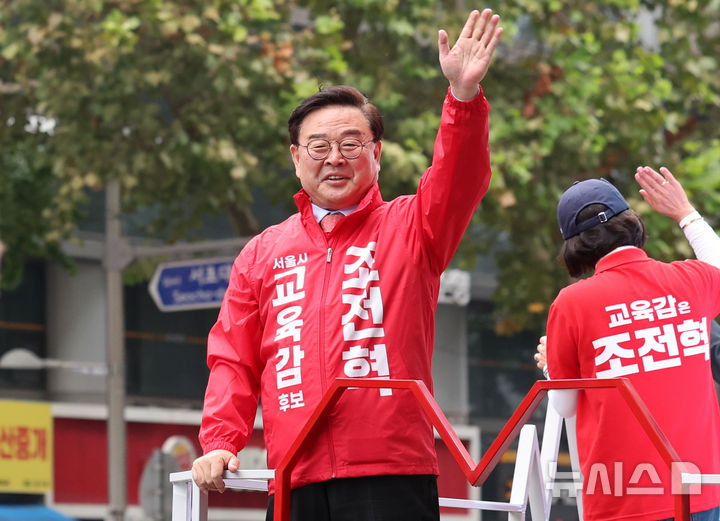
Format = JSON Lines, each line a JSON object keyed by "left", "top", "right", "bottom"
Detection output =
{"left": 438, "top": 9, "right": 503, "bottom": 101}
{"left": 635, "top": 166, "right": 695, "bottom": 222}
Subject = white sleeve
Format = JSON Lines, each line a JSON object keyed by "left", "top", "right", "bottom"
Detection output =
{"left": 545, "top": 365, "right": 578, "bottom": 417}
{"left": 548, "top": 389, "right": 578, "bottom": 418}
{"left": 681, "top": 211, "right": 720, "bottom": 269}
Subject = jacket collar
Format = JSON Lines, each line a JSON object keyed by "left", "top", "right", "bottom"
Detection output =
{"left": 594, "top": 246, "right": 649, "bottom": 274}
{"left": 294, "top": 183, "right": 384, "bottom": 227}
{"left": 311, "top": 203, "right": 358, "bottom": 223}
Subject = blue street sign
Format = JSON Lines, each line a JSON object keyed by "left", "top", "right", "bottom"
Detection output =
{"left": 148, "top": 257, "right": 234, "bottom": 312}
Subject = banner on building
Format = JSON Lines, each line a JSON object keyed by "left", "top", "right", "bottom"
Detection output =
{"left": 0, "top": 400, "right": 53, "bottom": 493}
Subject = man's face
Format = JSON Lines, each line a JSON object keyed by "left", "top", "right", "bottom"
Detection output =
{"left": 290, "top": 105, "right": 382, "bottom": 210}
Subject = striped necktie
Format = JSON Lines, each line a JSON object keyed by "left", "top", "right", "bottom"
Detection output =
{"left": 320, "top": 212, "right": 343, "bottom": 233}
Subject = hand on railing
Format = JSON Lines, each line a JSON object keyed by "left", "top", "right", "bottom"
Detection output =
{"left": 191, "top": 449, "right": 239, "bottom": 493}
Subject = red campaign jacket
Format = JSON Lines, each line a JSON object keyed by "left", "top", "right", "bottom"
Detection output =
{"left": 199, "top": 88, "right": 492, "bottom": 493}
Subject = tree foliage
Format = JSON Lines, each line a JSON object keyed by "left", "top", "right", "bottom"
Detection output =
{"left": 474, "top": 0, "right": 720, "bottom": 333}
{"left": 2, "top": 0, "right": 720, "bottom": 333}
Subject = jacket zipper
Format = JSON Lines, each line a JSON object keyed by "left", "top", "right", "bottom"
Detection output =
{"left": 319, "top": 237, "right": 337, "bottom": 477}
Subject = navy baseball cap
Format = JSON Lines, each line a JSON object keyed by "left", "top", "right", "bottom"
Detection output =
{"left": 557, "top": 178, "right": 630, "bottom": 240}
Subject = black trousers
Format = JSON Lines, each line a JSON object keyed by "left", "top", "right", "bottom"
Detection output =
{"left": 265, "top": 474, "right": 440, "bottom": 521}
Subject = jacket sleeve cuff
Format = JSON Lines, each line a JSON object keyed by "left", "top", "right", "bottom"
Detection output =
{"left": 447, "top": 85, "right": 485, "bottom": 103}
{"left": 202, "top": 440, "right": 239, "bottom": 455}
{"left": 444, "top": 86, "right": 489, "bottom": 121}
{"left": 450, "top": 86, "right": 481, "bottom": 102}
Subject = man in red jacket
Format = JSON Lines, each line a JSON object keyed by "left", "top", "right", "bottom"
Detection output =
{"left": 191, "top": 8, "right": 502, "bottom": 521}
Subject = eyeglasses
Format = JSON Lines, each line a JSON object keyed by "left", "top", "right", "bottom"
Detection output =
{"left": 298, "top": 138, "right": 375, "bottom": 160}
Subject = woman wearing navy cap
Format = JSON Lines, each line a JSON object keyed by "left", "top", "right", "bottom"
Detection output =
{"left": 546, "top": 167, "right": 720, "bottom": 521}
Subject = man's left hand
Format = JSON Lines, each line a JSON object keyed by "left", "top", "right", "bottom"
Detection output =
{"left": 438, "top": 9, "right": 503, "bottom": 100}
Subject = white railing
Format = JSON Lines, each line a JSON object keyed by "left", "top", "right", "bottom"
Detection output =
{"left": 170, "top": 406, "right": 581, "bottom": 521}
{"left": 682, "top": 473, "right": 720, "bottom": 485}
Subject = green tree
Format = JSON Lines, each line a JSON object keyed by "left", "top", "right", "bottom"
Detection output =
{"left": 474, "top": 0, "right": 720, "bottom": 333}
{"left": 0, "top": 0, "right": 451, "bottom": 287}
{"left": 2, "top": 1, "right": 719, "bottom": 334}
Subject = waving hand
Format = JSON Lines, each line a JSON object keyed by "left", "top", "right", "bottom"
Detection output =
{"left": 438, "top": 9, "right": 503, "bottom": 100}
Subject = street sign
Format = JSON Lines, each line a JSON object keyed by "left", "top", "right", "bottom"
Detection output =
{"left": 140, "top": 435, "right": 197, "bottom": 521}
{"left": 148, "top": 257, "right": 234, "bottom": 312}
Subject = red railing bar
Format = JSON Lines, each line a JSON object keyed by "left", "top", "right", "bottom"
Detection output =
{"left": 472, "top": 384, "right": 547, "bottom": 486}
{"left": 272, "top": 377, "right": 691, "bottom": 521}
